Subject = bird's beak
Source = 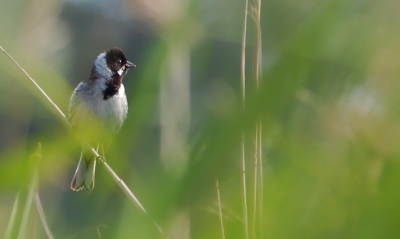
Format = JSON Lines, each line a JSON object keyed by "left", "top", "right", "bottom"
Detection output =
{"left": 126, "top": 61, "right": 135, "bottom": 68}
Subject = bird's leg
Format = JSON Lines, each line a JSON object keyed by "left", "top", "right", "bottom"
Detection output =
{"left": 101, "top": 144, "right": 105, "bottom": 161}
{"left": 96, "top": 154, "right": 106, "bottom": 164}
{"left": 95, "top": 144, "right": 106, "bottom": 164}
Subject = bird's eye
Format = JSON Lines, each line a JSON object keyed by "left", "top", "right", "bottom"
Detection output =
{"left": 117, "top": 59, "right": 122, "bottom": 66}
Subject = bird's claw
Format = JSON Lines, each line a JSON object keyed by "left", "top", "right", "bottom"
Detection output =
{"left": 96, "top": 155, "right": 106, "bottom": 164}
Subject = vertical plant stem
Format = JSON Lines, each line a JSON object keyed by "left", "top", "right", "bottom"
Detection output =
{"left": 254, "top": 0, "right": 263, "bottom": 86}
{"left": 241, "top": 0, "right": 250, "bottom": 238}
{"left": 241, "top": 135, "right": 249, "bottom": 239}
{"left": 4, "top": 193, "right": 20, "bottom": 239}
{"left": 216, "top": 180, "right": 226, "bottom": 239}
{"left": 253, "top": 0, "right": 263, "bottom": 237}
{"left": 258, "top": 120, "right": 264, "bottom": 238}
{"left": 253, "top": 123, "right": 259, "bottom": 238}
{"left": 241, "top": 0, "right": 249, "bottom": 106}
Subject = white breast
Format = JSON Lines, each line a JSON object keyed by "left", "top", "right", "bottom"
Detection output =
{"left": 71, "top": 80, "right": 128, "bottom": 134}
{"left": 98, "top": 84, "right": 128, "bottom": 128}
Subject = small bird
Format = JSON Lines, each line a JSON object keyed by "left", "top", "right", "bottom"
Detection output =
{"left": 69, "top": 48, "right": 134, "bottom": 192}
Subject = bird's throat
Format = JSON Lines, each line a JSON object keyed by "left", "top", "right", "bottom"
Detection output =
{"left": 103, "top": 75, "right": 122, "bottom": 100}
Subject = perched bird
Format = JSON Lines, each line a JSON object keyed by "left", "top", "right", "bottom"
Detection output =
{"left": 69, "top": 48, "right": 134, "bottom": 192}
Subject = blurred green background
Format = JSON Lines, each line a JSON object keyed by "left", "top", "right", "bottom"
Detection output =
{"left": 1, "top": 0, "right": 400, "bottom": 238}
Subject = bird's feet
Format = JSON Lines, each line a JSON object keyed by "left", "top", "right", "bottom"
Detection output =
{"left": 95, "top": 144, "right": 106, "bottom": 164}
{"left": 96, "top": 155, "right": 106, "bottom": 164}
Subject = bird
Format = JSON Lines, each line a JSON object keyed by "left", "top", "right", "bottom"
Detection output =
{"left": 69, "top": 48, "right": 134, "bottom": 192}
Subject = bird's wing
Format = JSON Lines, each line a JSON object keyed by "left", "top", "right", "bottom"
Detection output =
{"left": 69, "top": 93, "right": 80, "bottom": 130}
{"left": 68, "top": 82, "right": 87, "bottom": 130}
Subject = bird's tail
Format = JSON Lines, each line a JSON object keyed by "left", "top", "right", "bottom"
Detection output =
{"left": 71, "top": 150, "right": 96, "bottom": 192}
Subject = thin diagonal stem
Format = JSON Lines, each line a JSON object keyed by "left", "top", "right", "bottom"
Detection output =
{"left": 101, "top": 162, "right": 163, "bottom": 233}
{"left": 102, "top": 162, "right": 147, "bottom": 214}
{"left": 4, "top": 193, "right": 20, "bottom": 239}
{"left": 17, "top": 172, "right": 37, "bottom": 239}
{"left": 35, "top": 193, "right": 54, "bottom": 239}
{"left": 0, "top": 45, "right": 71, "bottom": 128}
{"left": 216, "top": 180, "right": 226, "bottom": 239}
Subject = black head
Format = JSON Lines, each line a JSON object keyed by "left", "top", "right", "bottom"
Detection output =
{"left": 105, "top": 48, "right": 134, "bottom": 77}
